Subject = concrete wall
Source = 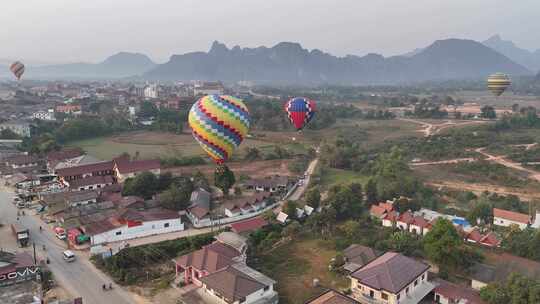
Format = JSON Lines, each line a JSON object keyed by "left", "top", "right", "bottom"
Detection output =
{"left": 91, "top": 218, "right": 184, "bottom": 245}
{"left": 493, "top": 217, "right": 528, "bottom": 230}
{"left": 471, "top": 279, "right": 487, "bottom": 291}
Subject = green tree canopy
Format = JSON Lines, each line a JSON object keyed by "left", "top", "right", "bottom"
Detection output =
{"left": 214, "top": 166, "right": 236, "bottom": 197}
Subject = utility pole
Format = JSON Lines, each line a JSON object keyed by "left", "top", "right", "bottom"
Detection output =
{"left": 33, "top": 242, "right": 37, "bottom": 264}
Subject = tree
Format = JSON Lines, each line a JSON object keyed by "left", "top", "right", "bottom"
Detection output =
{"left": 234, "top": 186, "right": 242, "bottom": 196}
{"left": 122, "top": 172, "right": 159, "bottom": 199}
{"left": 139, "top": 101, "right": 158, "bottom": 119}
{"left": 512, "top": 103, "right": 520, "bottom": 113}
{"left": 0, "top": 128, "right": 20, "bottom": 139}
{"left": 423, "top": 218, "right": 463, "bottom": 270}
{"left": 480, "top": 273, "right": 540, "bottom": 304}
{"left": 365, "top": 178, "right": 378, "bottom": 204}
{"left": 157, "top": 172, "right": 174, "bottom": 192}
{"left": 385, "top": 231, "right": 421, "bottom": 256}
{"left": 214, "top": 166, "right": 236, "bottom": 197}
{"left": 159, "top": 183, "right": 192, "bottom": 210}
{"left": 305, "top": 187, "right": 321, "bottom": 209}
{"left": 282, "top": 221, "right": 301, "bottom": 238}
{"left": 481, "top": 106, "right": 497, "bottom": 119}
{"left": 244, "top": 147, "right": 262, "bottom": 161}
{"left": 326, "top": 184, "right": 363, "bottom": 220}
{"left": 467, "top": 200, "right": 493, "bottom": 225}
{"left": 341, "top": 220, "right": 360, "bottom": 240}
{"left": 283, "top": 201, "right": 299, "bottom": 220}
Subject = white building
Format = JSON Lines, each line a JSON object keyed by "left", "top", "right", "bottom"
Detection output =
{"left": 194, "top": 82, "right": 225, "bottom": 96}
{"left": 0, "top": 121, "right": 31, "bottom": 137}
{"left": 144, "top": 84, "right": 159, "bottom": 99}
{"left": 493, "top": 208, "right": 530, "bottom": 230}
{"left": 32, "top": 109, "right": 55, "bottom": 121}
{"left": 85, "top": 209, "right": 184, "bottom": 245}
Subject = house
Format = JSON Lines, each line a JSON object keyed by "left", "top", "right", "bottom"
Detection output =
{"left": 55, "top": 104, "right": 82, "bottom": 114}
{"left": 382, "top": 211, "right": 398, "bottom": 228}
{"left": 194, "top": 82, "right": 225, "bottom": 96}
{"left": 223, "top": 192, "right": 272, "bottom": 218}
{"left": 342, "top": 245, "right": 381, "bottom": 273}
{"left": 469, "top": 256, "right": 540, "bottom": 291}
{"left": 409, "top": 216, "right": 429, "bottom": 236}
{"left": 113, "top": 158, "right": 161, "bottom": 182}
{"left": 117, "top": 196, "right": 146, "bottom": 210}
{"left": 64, "top": 190, "right": 98, "bottom": 207}
{"left": 0, "top": 251, "right": 38, "bottom": 287}
{"left": 32, "top": 109, "right": 55, "bottom": 121}
{"left": 396, "top": 211, "right": 414, "bottom": 231}
{"left": 230, "top": 217, "right": 268, "bottom": 234}
{"left": 46, "top": 148, "right": 84, "bottom": 172}
{"left": 369, "top": 202, "right": 394, "bottom": 219}
{"left": 244, "top": 176, "right": 289, "bottom": 193}
{"left": 187, "top": 188, "right": 212, "bottom": 226}
{"left": 56, "top": 161, "right": 114, "bottom": 182}
{"left": 433, "top": 279, "right": 485, "bottom": 304}
{"left": 5, "top": 155, "right": 39, "bottom": 169}
{"left": 305, "top": 289, "right": 359, "bottom": 304}
{"left": 83, "top": 209, "right": 184, "bottom": 245}
{"left": 479, "top": 232, "right": 500, "bottom": 248}
{"left": 350, "top": 252, "right": 434, "bottom": 304}
{"left": 0, "top": 121, "right": 31, "bottom": 137}
{"left": 493, "top": 208, "right": 530, "bottom": 229}
{"left": 200, "top": 263, "right": 278, "bottom": 304}
{"left": 50, "top": 154, "right": 101, "bottom": 174}
{"left": 174, "top": 241, "right": 244, "bottom": 286}
{"left": 276, "top": 212, "right": 288, "bottom": 224}
{"left": 63, "top": 175, "right": 114, "bottom": 191}
{"left": 465, "top": 229, "right": 483, "bottom": 244}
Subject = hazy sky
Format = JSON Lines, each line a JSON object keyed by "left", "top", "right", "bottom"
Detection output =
{"left": 1, "top": 0, "right": 539, "bottom": 64}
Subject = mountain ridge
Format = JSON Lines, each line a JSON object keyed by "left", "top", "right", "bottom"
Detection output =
{"left": 482, "top": 34, "right": 540, "bottom": 72}
{"left": 144, "top": 38, "right": 531, "bottom": 84}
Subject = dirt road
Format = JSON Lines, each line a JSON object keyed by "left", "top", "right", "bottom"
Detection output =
{"left": 426, "top": 181, "right": 540, "bottom": 202}
{"left": 475, "top": 148, "right": 540, "bottom": 182}
{"left": 410, "top": 158, "right": 476, "bottom": 166}
{"left": 399, "top": 118, "right": 488, "bottom": 137}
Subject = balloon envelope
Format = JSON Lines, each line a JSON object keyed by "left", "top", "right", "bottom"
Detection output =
{"left": 487, "top": 73, "right": 511, "bottom": 97}
{"left": 285, "top": 97, "right": 316, "bottom": 131}
{"left": 188, "top": 95, "right": 250, "bottom": 164}
{"left": 10, "top": 61, "right": 25, "bottom": 80}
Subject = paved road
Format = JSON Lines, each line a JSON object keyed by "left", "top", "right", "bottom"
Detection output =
{"left": 0, "top": 189, "right": 141, "bottom": 304}
{"left": 287, "top": 158, "right": 318, "bottom": 201}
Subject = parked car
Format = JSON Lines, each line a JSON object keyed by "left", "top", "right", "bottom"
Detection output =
{"left": 63, "top": 250, "right": 76, "bottom": 262}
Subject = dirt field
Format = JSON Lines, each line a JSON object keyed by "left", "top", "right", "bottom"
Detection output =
{"left": 164, "top": 159, "right": 295, "bottom": 179}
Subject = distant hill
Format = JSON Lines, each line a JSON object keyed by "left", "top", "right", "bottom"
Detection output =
{"left": 28, "top": 52, "right": 156, "bottom": 79}
{"left": 483, "top": 35, "right": 540, "bottom": 72}
{"left": 144, "top": 39, "right": 531, "bottom": 85}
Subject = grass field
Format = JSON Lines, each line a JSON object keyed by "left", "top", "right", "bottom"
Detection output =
{"left": 319, "top": 167, "right": 368, "bottom": 190}
{"left": 254, "top": 238, "right": 349, "bottom": 304}
{"left": 66, "top": 130, "right": 315, "bottom": 160}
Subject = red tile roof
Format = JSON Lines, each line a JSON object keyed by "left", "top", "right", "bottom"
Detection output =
{"left": 230, "top": 217, "right": 268, "bottom": 233}
{"left": 411, "top": 216, "right": 429, "bottom": 228}
{"left": 467, "top": 229, "right": 483, "bottom": 243}
{"left": 174, "top": 242, "right": 241, "bottom": 273}
{"left": 56, "top": 161, "right": 113, "bottom": 177}
{"left": 370, "top": 205, "right": 387, "bottom": 217}
{"left": 306, "top": 290, "right": 359, "bottom": 304}
{"left": 480, "top": 232, "right": 500, "bottom": 247}
{"left": 47, "top": 148, "right": 83, "bottom": 162}
{"left": 0, "top": 252, "right": 34, "bottom": 276}
{"left": 397, "top": 211, "right": 414, "bottom": 224}
{"left": 493, "top": 208, "right": 530, "bottom": 224}
{"left": 223, "top": 192, "right": 271, "bottom": 211}
{"left": 434, "top": 280, "right": 485, "bottom": 304}
{"left": 383, "top": 211, "right": 398, "bottom": 222}
{"left": 115, "top": 159, "right": 161, "bottom": 174}
{"left": 379, "top": 202, "right": 394, "bottom": 212}
{"left": 5, "top": 155, "right": 38, "bottom": 165}
{"left": 68, "top": 175, "right": 114, "bottom": 189}
{"left": 351, "top": 252, "right": 429, "bottom": 294}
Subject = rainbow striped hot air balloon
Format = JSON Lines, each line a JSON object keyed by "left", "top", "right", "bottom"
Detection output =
{"left": 10, "top": 61, "right": 25, "bottom": 80}
{"left": 188, "top": 95, "right": 250, "bottom": 164}
{"left": 487, "top": 73, "right": 511, "bottom": 97}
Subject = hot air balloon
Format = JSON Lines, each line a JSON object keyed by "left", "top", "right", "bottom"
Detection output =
{"left": 188, "top": 95, "right": 250, "bottom": 164}
{"left": 285, "top": 97, "right": 316, "bottom": 131}
{"left": 10, "top": 61, "right": 25, "bottom": 80}
{"left": 487, "top": 73, "right": 511, "bottom": 97}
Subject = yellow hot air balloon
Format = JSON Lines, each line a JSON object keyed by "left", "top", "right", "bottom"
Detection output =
{"left": 487, "top": 73, "right": 511, "bottom": 97}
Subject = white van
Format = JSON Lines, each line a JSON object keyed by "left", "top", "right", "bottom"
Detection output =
{"left": 63, "top": 250, "right": 76, "bottom": 262}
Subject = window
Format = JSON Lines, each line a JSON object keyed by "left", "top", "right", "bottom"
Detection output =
{"left": 414, "top": 280, "right": 418, "bottom": 286}
{"left": 406, "top": 287, "right": 409, "bottom": 294}
{"left": 381, "top": 293, "right": 388, "bottom": 300}
{"left": 422, "top": 273, "right": 426, "bottom": 280}
{"left": 115, "top": 231, "right": 122, "bottom": 236}
{"left": 264, "top": 286, "right": 269, "bottom": 291}
{"left": 397, "top": 294, "right": 401, "bottom": 300}
{"left": 164, "top": 223, "right": 170, "bottom": 228}
{"left": 369, "top": 290, "right": 374, "bottom": 298}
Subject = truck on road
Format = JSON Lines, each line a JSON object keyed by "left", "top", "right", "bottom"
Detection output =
{"left": 11, "top": 223, "right": 30, "bottom": 247}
